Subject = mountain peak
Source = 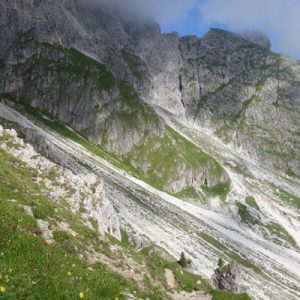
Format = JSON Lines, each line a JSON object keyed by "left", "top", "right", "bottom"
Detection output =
{"left": 204, "top": 28, "right": 271, "bottom": 49}
{"left": 240, "top": 31, "right": 271, "bottom": 49}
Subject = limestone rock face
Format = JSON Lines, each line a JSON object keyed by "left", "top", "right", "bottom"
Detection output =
{"left": 0, "top": 125, "right": 121, "bottom": 241}
{"left": 213, "top": 264, "right": 241, "bottom": 292}
{"left": 0, "top": 0, "right": 299, "bottom": 179}
{"left": 178, "top": 29, "right": 300, "bottom": 176}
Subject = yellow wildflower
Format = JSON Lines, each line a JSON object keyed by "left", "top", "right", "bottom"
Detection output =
{"left": 67, "top": 271, "right": 72, "bottom": 277}
{"left": 0, "top": 285, "right": 6, "bottom": 293}
{"left": 79, "top": 291, "right": 84, "bottom": 299}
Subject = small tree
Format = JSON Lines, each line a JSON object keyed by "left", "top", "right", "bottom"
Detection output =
{"left": 204, "top": 178, "right": 208, "bottom": 187}
{"left": 218, "top": 258, "right": 224, "bottom": 269}
{"left": 178, "top": 252, "right": 188, "bottom": 268}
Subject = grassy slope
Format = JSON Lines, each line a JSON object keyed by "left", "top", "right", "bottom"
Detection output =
{"left": 122, "top": 126, "right": 228, "bottom": 193}
{"left": 0, "top": 136, "right": 249, "bottom": 299}
{"left": 0, "top": 146, "right": 161, "bottom": 299}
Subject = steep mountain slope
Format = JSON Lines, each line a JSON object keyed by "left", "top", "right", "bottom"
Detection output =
{"left": 178, "top": 29, "right": 300, "bottom": 178}
{"left": 1, "top": 0, "right": 299, "bottom": 178}
{"left": 0, "top": 107, "right": 251, "bottom": 300}
{"left": 0, "top": 1, "right": 300, "bottom": 299}
{"left": 0, "top": 99, "right": 299, "bottom": 300}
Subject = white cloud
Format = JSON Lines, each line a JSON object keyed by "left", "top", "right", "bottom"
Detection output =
{"left": 83, "top": 0, "right": 197, "bottom": 23}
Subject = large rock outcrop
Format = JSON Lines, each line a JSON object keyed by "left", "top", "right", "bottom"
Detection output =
{"left": 213, "top": 263, "right": 241, "bottom": 292}
{"left": 0, "top": 124, "right": 121, "bottom": 240}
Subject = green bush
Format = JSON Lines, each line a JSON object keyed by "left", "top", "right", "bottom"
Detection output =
{"left": 178, "top": 252, "right": 188, "bottom": 268}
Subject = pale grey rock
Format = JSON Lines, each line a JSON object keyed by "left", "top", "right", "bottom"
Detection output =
{"left": 37, "top": 219, "right": 54, "bottom": 244}
{"left": 23, "top": 205, "right": 34, "bottom": 217}
{"left": 24, "top": 128, "right": 84, "bottom": 173}
{"left": 213, "top": 263, "right": 241, "bottom": 292}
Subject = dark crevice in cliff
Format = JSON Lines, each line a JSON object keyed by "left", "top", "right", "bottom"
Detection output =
{"left": 178, "top": 73, "right": 185, "bottom": 108}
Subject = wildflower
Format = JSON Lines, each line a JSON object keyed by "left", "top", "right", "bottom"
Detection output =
{"left": 67, "top": 271, "right": 72, "bottom": 277}
{"left": 79, "top": 291, "right": 84, "bottom": 299}
{"left": 0, "top": 285, "right": 6, "bottom": 293}
{"left": 5, "top": 275, "right": 9, "bottom": 282}
{"left": 72, "top": 264, "right": 76, "bottom": 268}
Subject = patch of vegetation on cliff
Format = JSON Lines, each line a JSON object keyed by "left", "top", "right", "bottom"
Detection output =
{"left": 201, "top": 181, "right": 231, "bottom": 201}
{"left": 14, "top": 31, "right": 116, "bottom": 92}
{"left": 214, "top": 124, "right": 233, "bottom": 144}
{"left": 272, "top": 185, "right": 300, "bottom": 210}
{"left": 97, "top": 80, "right": 162, "bottom": 147}
{"left": 122, "top": 48, "right": 148, "bottom": 80}
{"left": 122, "top": 126, "right": 228, "bottom": 195}
{"left": 245, "top": 196, "right": 259, "bottom": 210}
{"left": 174, "top": 187, "right": 204, "bottom": 201}
{"left": 236, "top": 202, "right": 260, "bottom": 225}
{"left": 265, "top": 222, "right": 297, "bottom": 248}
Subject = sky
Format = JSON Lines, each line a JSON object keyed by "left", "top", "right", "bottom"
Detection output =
{"left": 90, "top": 0, "right": 300, "bottom": 59}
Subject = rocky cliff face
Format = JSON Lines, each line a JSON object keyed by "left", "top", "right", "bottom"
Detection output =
{"left": 0, "top": 0, "right": 299, "bottom": 189}
{"left": 178, "top": 29, "right": 300, "bottom": 177}
{"left": 0, "top": 29, "right": 163, "bottom": 156}
{"left": 213, "top": 263, "right": 241, "bottom": 293}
